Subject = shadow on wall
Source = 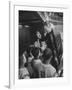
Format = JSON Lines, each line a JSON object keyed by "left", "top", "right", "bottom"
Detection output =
{"left": 19, "top": 25, "right": 31, "bottom": 56}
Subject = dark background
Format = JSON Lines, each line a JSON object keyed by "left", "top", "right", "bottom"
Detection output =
{"left": 19, "top": 11, "right": 44, "bottom": 56}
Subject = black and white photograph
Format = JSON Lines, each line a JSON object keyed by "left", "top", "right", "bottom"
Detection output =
{"left": 19, "top": 10, "right": 63, "bottom": 79}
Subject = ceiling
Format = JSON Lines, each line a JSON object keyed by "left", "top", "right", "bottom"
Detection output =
{"left": 19, "top": 11, "right": 43, "bottom": 25}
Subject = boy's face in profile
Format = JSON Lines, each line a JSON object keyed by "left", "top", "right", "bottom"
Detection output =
{"left": 36, "top": 31, "right": 42, "bottom": 39}
{"left": 41, "top": 41, "right": 47, "bottom": 51}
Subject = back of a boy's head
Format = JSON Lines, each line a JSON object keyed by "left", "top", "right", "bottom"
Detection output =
{"left": 43, "top": 48, "right": 52, "bottom": 61}
{"left": 31, "top": 47, "right": 39, "bottom": 58}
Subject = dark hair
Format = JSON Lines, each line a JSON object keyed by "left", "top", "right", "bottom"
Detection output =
{"left": 26, "top": 47, "right": 32, "bottom": 57}
{"left": 43, "top": 48, "right": 52, "bottom": 61}
{"left": 31, "top": 47, "right": 39, "bottom": 58}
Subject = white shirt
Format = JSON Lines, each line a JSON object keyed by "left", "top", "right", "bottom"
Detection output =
{"left": 19, "top": 67, "right": 30, "bottom": 79}
{"left": 33, "top": 59, "right": 56, "bottom": 78}
{"left": 44, "top": 64, "right": 56, "bottom": 77}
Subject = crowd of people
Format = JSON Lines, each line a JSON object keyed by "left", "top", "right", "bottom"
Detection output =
{"left": 19, "top": 22, "right": 63, "bottom": 79}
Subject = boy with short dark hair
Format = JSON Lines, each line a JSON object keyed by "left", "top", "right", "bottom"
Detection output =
{"left": 42, "top": 48, "right": 57, "bottom": 77}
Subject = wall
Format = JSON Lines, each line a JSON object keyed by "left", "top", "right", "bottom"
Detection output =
{"left": 0, "top": 0, "right": 72, "bottom": 90}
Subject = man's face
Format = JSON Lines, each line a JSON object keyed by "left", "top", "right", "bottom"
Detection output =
{"left": 44, "top": 23, "right": 52, "bottom": 33}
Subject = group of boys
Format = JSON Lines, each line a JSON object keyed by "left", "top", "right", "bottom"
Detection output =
{"left": 19, "top": 22, "right": 63, "bottom": 79}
